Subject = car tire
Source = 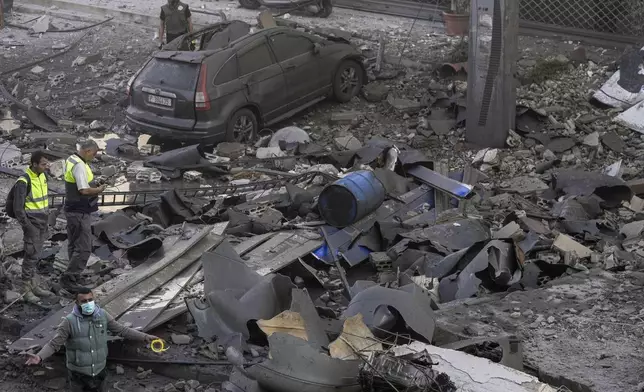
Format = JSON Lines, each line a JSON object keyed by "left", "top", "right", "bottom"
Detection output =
{"left": 332, "top": 60, "right": 364, "bottom": 103}
{"left": 239, "top": 0, "right": 261, "bottom": 9}
{"left": 227, "top": 108, "right": 258, "bottom": 143}
{"left": 317, "top": 0, "right": 333, "bottom": 17}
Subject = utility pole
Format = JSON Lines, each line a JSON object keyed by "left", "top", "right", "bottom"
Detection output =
{"left": 0, "top": 0, "right": 4, "bottom": 30}
{"left": 465, "top": 0, "right": 519, "bottom": 148}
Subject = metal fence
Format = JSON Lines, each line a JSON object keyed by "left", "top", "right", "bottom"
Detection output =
{"left": 520, "top": 0, "right": 644, "bottom": 38}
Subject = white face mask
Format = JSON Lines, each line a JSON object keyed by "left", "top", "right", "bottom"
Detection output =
{"left": 80, "top": 301, "right": 96, "bottom": 315}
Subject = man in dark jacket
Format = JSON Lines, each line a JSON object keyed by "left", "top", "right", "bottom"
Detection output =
{"left": 159, "top": 0, "right": 193, "bottom": 47}
{"left": 13, "top": 150, "right": 54, "bottom": 303}
{"left": 25, "top": 287, "right": 159, "bottom": 391}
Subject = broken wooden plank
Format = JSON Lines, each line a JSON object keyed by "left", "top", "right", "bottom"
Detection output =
{"left": 10, "top": 225, "right": 213, "bottom": 352}
{"left": 113, "top": 234, "right": 222, "bottom": 329}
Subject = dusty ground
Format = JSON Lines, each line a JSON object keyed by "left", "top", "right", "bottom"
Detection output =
{"left": 0, "top": 3, "right": 632, "bottom": 391}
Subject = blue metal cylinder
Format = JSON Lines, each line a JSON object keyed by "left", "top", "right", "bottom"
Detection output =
{"left": 318, "top": 170, "right": 386, "bottom": 228}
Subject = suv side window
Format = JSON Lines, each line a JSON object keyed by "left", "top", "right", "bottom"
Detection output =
{"left": 238, "top": 42, "right": 273, "bottom": 76}
{"left": 214, "top": 57, "right": 238, "bottom": 85}
{"left": 270, "top": 34, "right": 314, "bottom": 62}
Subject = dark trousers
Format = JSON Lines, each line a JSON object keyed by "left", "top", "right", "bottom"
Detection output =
{"left": 167, "top": 31, "right": 187, "bottom": 44}
{"left": 68, "top": 369, "right": 107, "bottom": 392}
{"left": 21, "top": 223, "right": 48, "bottom": 280}
{"left": 64, "top": 212, "right": 92, "bottom": 280}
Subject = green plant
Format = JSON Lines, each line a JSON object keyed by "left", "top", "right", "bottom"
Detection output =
{"left": 451, "top": 0, "right": 470, "bottom": 14}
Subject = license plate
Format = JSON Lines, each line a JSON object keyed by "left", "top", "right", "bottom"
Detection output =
{"left": 148, "top": 95, "right": 172, "bottom": 106}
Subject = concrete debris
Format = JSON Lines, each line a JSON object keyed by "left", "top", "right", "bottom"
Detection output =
{"left": 30, "top": 65, "right": 45, "bottom": 74}
{"left": 334, "top": 135, "right": 362, "bottom": 150}
{"left": 30, "top": 16, "right": 52, "bottom": 34}
{"left": 552, "top": 233, "right": 592, "bottom": 259}
{"left": 183, "top": 170, "right": 203, "bottom": 182}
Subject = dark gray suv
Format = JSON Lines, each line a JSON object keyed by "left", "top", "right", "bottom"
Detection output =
{"left": 126, "top": 27, "right": 366, "bottom": 144}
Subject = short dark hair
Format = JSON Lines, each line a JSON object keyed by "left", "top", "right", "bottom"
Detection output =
{"left": 75, "top": 287, "right": 93, "bottom": 298}
{"left": 30, "top": 151, "right": 47, "bottom": 166}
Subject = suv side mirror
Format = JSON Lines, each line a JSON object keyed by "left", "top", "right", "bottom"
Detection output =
{"left": 313, "top": 43, "right": 321, "bottom": 55}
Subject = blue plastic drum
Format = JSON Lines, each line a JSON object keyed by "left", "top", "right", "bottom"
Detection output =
{"left": 318, "top": 170, "right": 386, "bottom": 228}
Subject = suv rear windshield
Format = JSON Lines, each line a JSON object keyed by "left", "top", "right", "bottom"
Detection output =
{"left": 138, "top": 59, "right": 200, "bottom": 90}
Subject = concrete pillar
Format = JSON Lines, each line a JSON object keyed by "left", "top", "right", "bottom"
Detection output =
{"left": 465, "top": 0, "right": 519, "bottom": 148}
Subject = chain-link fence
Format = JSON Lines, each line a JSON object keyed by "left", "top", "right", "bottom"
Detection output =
{"left": 520, "top": 0, "right": 644, "bottom": 37}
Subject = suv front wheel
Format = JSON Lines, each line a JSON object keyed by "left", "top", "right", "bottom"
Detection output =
{"left": 332, "top": 60, "right": 364, "bottom": 103}
{"left": 227, "top": 108, "right": 258, "bottom": 143}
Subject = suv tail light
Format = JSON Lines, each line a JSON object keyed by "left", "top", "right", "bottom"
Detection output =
{"left": 195, "top": 64, "right": 210, "bottom": 111}
{"left": 126, "top": 75, "right": 135, "bottom": 96}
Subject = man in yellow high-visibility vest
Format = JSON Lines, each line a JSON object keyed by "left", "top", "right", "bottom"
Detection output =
{"left": 60, "top": 140, "right": 107, "bottom": 293}
{"left": 13, "top": 151, "right": 55, "bottom": 303}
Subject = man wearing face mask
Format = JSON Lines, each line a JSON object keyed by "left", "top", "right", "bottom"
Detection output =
{"left": 159, "top": 0, "right": 193, "bottom": 47}
{"left": 25, "top": 287, "right": 159, "bottom": 391}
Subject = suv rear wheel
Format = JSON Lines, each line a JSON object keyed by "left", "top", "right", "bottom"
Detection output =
{"left": 227, "top": 108, "right": 258, "bottom": 143}
{"left": 239, "top": 0, "right": 261, "bottom": 9}
{"left": 332, "top": 60, "right": 364, "bottom": 103}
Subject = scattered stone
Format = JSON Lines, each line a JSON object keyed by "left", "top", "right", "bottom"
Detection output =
{"left": 510, "top": 312, "right": 521, "bottom": 319}
{"left": 49, "top": 159, "right": 66, "bottom": 178}
{"left": 171, "top": 333, "right": 192, "bottom": 345}
{"left": 500, "top": 176, "right": 549, "bottom": 195}
{"left": 174, "top": 380, "right": 186, "bottom": 389}
{"left": 187, "top": 380, "right": 200, "bottom": 389}
{"left": 115, "top": 365, "right": 125, "bottom": 375}
{"left": 362, "top": 83, "right": 390, "bottom": 102}
{"left": 601, "top": 131, "right": 625, "bottom": 153}
{"left": 483, "top": 148, "right": 499, "bottom": 164}
{"left": 30, "top": 16, "right": 51, "bottom": 34}
{"left": 136, "top": 369, "right": 152, "bottom": 379}
{"left": 546, "top": 137, "right": 575, "bottom": 153}
{"left": 183, "top": 171, "right": 203, "bottom": 182}
{"left": 329, "top": 111, "right": 363, "bottom": 125}
{"left": 30, "top": 65, "right": 45, "bottom": 75}
{"left": 52, "top": 43, "right": 67, "bottom": 50}
{"left": 89, "top": 120, "right": 105, "bottom": 131}
{"left": 542, "top": 149, "right": 557, "bottom": 161}
{"left": 334, "top": 135, "right": 362, "bottom": 150}
{"left": 163, "top": 383, "right": 178, "bottom": 392}
{"left": 216, "top": 142, "right": 246, "bottom": 158}
{"left": 85, "top": 53, "right": 103, "bottom": 65}
{"left": 582, "top": 132, "right": 600, "bottom": 147}
{"left": 256, "top": 147, "right": 285, "bottom": 159}
{"left": 4, "top": 290, "right": 22, "bottom": 303}
{"left": 386, "top": 95, "right": 423, "bottom": 114}
{"left": 552, "top": 233, "right": 592, "bottom": 259}
{"left": 547, "top": 316, "right": 556, "bottom": 324}
{"left": 33, "top": 370, "right": 46, "bottom": 376}
{"left": 72, "top": 56, "right": 87, "bottom": 67}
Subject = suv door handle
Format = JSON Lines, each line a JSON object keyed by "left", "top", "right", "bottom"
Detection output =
{"left": 285, "top": 64, "right": 296, "bottom": 70}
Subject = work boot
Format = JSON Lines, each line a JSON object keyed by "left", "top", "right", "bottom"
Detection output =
{"left": 14, "top": 280, "right": 41, "bottom": 304}
{"left": 30, "top": 276, "right": 55, "bottom": 298}
{"left": 59, "top": 274, "right": 82, "bottom": 294}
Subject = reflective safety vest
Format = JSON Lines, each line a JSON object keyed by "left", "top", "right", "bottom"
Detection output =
{"left": 64, "top": 154, "right": 98, "bottom": 213}
{"left": 17, "top": 167, "right": 49, "bottom": 218}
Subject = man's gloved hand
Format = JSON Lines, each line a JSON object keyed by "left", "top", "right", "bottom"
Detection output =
{"left": 145, "top": 334, "right": 160, "bottom": 343}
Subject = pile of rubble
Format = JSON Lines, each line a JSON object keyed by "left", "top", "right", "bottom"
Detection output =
{"left": 3, "top": 5, "right": 644, "bottom": 391}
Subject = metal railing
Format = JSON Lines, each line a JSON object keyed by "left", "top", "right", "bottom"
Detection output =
{"left": 337, "top": 0, "right": 644, "bottom": 44}
{"left": 520, "top": 0, "right": 644, "bottom": 38}
{"left": 45, "top": 170, "right": 336, "bottom": 207}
